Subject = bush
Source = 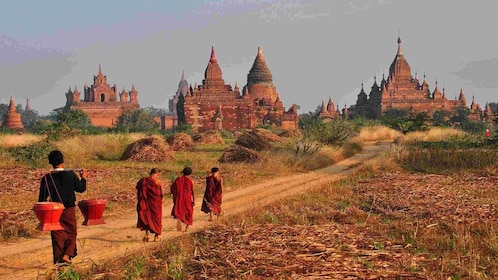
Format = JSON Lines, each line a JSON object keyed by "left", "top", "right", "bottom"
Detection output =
{"left": 8, "top": 141, "right": 55, "bottom": 168}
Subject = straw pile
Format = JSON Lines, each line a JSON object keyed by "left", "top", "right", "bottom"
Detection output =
{"left": 219, "top": 144, "right": 260, "bottom": 163}
{"left": 279, "top": 129, "right": 301, "bottom": 138}
{"left": 121, "top": 136, "right": 174, "bottom": 162}
{"left": 166, "top": 133, "right": 194, "bottom": 151}
{"left": 234, "top": 128, "right": 286, "bottom": 151}
{"left": 193, "top": 130, "right": 225, "bottom": 144}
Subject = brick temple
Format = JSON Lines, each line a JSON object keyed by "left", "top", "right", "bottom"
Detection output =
{"left": 178, "top": 46, "right": 299, "bottom": 132}
{"left": 2, "top": 96, "right": 24, "bottom": 130}
{"left": 64, "top": 65, "right": 140, "bottom": 127}
{"left": 346, "top": 36, "right": 492, "bottom": 121}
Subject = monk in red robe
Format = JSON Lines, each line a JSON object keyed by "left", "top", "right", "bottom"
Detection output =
{"left": 38, "top": 150, "right": 87, "bottom": 265}
{"left": 201, "top": 167, "right": 223, "bottom": 221}
{"left": 136, "top": 168, "right": 163, "bottom": 242}
{"left": 170, "top": 167, "right": 194, "bottom": 232}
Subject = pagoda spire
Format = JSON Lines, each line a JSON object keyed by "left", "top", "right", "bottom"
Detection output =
{"left": 458, "top": 88, "right": 467, "bottom": 105}
{"left": 210, "top": 46, "right": 217, "bottom": 63}
{"left": 397, "top": 34, "right": 403, "bottom": 56}
{"left": 320, "top": 100, "right": 327, "bottom": 113}
{"left": 25, "top": 97, "right": 31, "bottom": 111}
{"left": 8, "top": 96, "right": 16, "bottom": 111}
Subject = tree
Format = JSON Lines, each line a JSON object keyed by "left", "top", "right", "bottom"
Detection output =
{"left": 176, "top": 93, "right": 186, "bottom": 124}
{"left": 381, "top": 109, "right": 428, "bottom": 134}
{"left": 449, "top": 106, "right": 470, "bottom": 125}
{"left": 298, "top": 111, "right": 322, "bottom": 130}
{"left": 432, "top": 110, "right": 451, "bottom": 127}
{"left": 0, "top": 104, "right": 8, "bottom": 122}
{"left": 143, "top": 106, "right": 168, "bottom": 117}
{"left": 116, "top": 108, "right": 158, "bottom": 132}
{"left": 56, "top": 110, "right": 92, "bottom": 130}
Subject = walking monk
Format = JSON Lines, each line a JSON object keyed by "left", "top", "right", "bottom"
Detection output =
{"left": 38, "top": 150, "right": 87, "bottom": 265}
{"left": 136, "top": 168, "right": 164, "bottom": 242}
{"left": 201, "top": 167, "right": 223, "bottom": 221}
{"left": 170, "top": 167, "right": 194, "bottom": 232}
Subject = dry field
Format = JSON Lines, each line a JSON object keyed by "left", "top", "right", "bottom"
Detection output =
{"left": 0, "top": 128, "right": 496, "bottom": 279}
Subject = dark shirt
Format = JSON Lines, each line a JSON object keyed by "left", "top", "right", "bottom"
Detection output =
{"left": 38, "top": 170, "right": 87, "bottom": 208}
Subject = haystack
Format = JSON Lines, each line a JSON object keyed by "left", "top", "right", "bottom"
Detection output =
{"left": 166, "top": 133, "right": 194, "bottom": 151}
{"left": 234, "top": 128, "right": 286, "bottom": 151}
{"left": 279, "top": 129, "right": 302, "bottom": 138}
{"left": 219, "top": 144, "right": 260, "bottom": 163}
{"left": 121, "top": 135, "right": 174, "bottom": 162}
{"left": 193, "top": 130, "right": 225, "bottom": 144}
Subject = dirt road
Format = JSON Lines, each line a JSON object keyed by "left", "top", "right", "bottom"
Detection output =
{"left": 0, "top": 142, "right": 391, "bottom": 280}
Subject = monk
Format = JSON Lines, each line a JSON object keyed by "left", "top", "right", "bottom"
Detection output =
{"left": 170, "top": 167, "right": 194, "bottom": 232}
{"left": 38, "top": 150, "right": 87, "bottom": 265}
{"left": 136, "top": 168, "right": 164, "bottom": 242}
{"left": 201, "top": 167, "right": 223, "bottom": 221}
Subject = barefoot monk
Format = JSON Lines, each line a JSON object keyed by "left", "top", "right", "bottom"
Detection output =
{"left": 136, "top": 168, "right": 164, "bottom": 242}
{"left": 170, "top": 167, "right": 195, "bottom": 232}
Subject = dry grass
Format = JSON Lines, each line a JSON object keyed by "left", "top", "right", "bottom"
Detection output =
{"left": 356, "top": 125, "right": 401, "bottom": 142}
{"left": 54, "top": 133, "right": 148, "bottom": 164}
{"left": 0, "top": 134, "right": 45, "bottom": 149}
{"left": 399, "top": 126, "right": 465, "bottom": 143}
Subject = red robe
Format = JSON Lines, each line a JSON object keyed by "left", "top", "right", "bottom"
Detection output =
{"left": 201, "top": 175, "right": 222, "bottom": 215}
{"left": 136, "top": 177, "right": 163, "bottom": 235}
{"left": 170, "top": 175, "right": 194, "bottom": 225}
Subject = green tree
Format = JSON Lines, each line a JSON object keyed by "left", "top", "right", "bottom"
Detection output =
{"left": 432, "top": 110, "right": 451, "bottom": 127}
{"left": 317, "top": 118, "right": 361, "bottom": 145}
{"left": 298, "top": 111, "right": 322, "bottom": 130}
{"left": 449, "top": 107, "right": 470, "bottom": 125}
{"left": 56, "top": 110, "right": 92, "bottom": 130}
{"left": 143, "top": 106, "right": 168, "bottom": 117}
{"left": 0, "top": 103, "right": 8, "bottom": 122}
{"left": 117, "top": 108, "right": 158, "bottom": 132}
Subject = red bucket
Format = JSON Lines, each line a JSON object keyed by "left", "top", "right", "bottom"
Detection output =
{"left": 32, "top": 202, "right": 65, "bottom": 231}
{"left": 78, "top": 199, "right": 107, "bottom": 225}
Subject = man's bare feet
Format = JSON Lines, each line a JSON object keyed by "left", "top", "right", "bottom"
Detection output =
{"left": 176, "top": 219, "right": 182, "bottom": 231}
{"left": 60, "top": 255, "right": 71, "bottom": 264}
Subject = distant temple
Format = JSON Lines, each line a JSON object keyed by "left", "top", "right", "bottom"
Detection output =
{"left": 317, "top": 97, "right": 340, "bottom": 122}
{"left": 179, "top": 46, "right": 299, "bottom": 132}
{"left": 3, "top": 96, "right": 24, "bottom": 130}
{"left": 64, "top": 65, "right": 140, "bottom": 127}
{"left": 347, "top": 36, "right": 488, "bottom": 120}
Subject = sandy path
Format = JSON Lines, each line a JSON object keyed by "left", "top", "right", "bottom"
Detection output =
{"left": 0, "top": 141, "right": 391, "bottom": 280}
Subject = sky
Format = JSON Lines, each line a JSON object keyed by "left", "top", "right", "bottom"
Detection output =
{"left": 1, "top": 0, "right": 497, "bottom": 116}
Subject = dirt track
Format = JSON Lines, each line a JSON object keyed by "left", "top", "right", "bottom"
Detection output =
{"left": 0, "top": 142, "right": 391, "bottom": 280}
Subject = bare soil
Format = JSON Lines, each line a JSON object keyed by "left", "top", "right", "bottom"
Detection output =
{"left": 0, "top": 142, "right": 391, "bottom": 280}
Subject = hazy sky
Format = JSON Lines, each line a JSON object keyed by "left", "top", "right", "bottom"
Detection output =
{"left": 1, "top": 0, "right": 497, "bottom": 116}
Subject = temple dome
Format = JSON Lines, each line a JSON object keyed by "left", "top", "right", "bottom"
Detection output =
{"left": 247, "top": 46, "right": 273, "bottom": 85}
{"left": 204, "top": 46, "right": 223, "bottom": 80}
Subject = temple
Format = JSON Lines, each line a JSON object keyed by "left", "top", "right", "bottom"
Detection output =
{"left": 2, "top": 96, "right": 24, "bottom": 130}
{"left": 64, "top": 65, "right": 140, "bottom": 127}
{"left": 347, "top": 36, "right": 486, "bottom": 120}
{"left": 179, "top": 46, "right": 298, "bottom": 132}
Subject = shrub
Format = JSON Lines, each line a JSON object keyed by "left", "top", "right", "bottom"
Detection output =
{"left": 8, "top": 141, "right": 55, "bottom": 168}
